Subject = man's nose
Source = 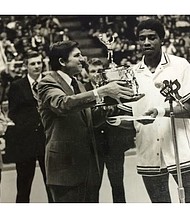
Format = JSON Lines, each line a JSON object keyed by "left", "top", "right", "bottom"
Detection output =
{"left": 79, "top": 55, "right": 85, "bottom": 62}
{"left": 79, "top": 55, "right": 87, "bottom": 67}
{"left": 35, "top": 63, "right": 40, "bottom": 67}
{"left": 144, "top": 37, "right": 150, "bottom": 45}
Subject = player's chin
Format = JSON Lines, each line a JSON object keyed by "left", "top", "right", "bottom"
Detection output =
{"left": 143, "top": 49, "right": 154, "bottom": 56}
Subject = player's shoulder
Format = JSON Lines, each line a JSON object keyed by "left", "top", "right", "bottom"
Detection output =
{"left": 167, "top": 54, "right": 189, "bottom": 65}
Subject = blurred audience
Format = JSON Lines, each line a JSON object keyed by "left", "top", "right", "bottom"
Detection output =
{"left": 0, "top": 15, "right": 190, "bottom": 83}
{"left": 87, "top": 15, "right": 190, "bottom": 65}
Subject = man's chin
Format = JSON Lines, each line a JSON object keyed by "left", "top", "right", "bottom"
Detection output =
{"left": 143, "top": 50, "right": 154, "bottom": 56}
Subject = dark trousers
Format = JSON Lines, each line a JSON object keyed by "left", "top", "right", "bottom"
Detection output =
{"left": 86, "top": 152, "right": 126, "bottom": 203}
{"left": 106, "top": 154, "right": 126, "bottom": 203}
{"left": 142, "top": 171, "right": 190, "bottom": 203}
{"left": 48, "top": 182, "right": 88, "bottom": 203}
{"left": 16, "top": 156, "right": 53, "bottom": 203}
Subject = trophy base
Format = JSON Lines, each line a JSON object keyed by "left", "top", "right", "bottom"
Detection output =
{"left": 94, "top": 94, "right": 144, "bottom": 107}
{"left": 95, "top": 103, "right": 105, "bottom": 107}
{"left": 122, "top": 93, "right": 145, "bottom": 102}
{"left": 105, "top": 93, "right": 144, "bottom": 105}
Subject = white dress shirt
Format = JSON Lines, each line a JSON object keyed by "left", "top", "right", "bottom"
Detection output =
{"left": 27, "top": 73, "right": 42, "bottom": 90}
{"left": 57, "top": 70, "right": 76, "bottom": 92}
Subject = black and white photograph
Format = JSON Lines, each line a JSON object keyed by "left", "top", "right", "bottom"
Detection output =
{"left": 0, "top": 0, "right": 190, "bottom": 219}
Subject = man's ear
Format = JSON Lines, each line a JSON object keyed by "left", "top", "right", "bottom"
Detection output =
{"left": 59, "top": 58, "right": 65, "bottom": 66}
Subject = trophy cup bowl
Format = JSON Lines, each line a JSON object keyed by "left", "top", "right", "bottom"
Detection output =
{"left": 95, "top": 33, "right": 144, "bottom": 106}
{"left": 103, "top": 66, "right": 144, "bottom": 104}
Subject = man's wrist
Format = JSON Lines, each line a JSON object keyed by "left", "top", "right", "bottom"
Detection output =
{"left": 93, "top": 89, "right": 102, "bottom": 103}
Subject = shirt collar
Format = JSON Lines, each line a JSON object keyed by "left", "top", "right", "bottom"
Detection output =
{"left": 138, "top": 52, "right": 170, "bottom": 71}
{"left": 57, "top": 70, "right": 74, "bottom": 88}
{"left": 27, "top": 74, "right": 42, "bottom": 87}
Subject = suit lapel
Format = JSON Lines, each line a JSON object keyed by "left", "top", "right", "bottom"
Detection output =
{"left": 51, "top": 71, "right": 74, "bottom": 95}
{"left": 51, "top": 71, "right": 91, "bottom": 125}
{"left": 22, "top": 77, "right": 36, "bottom": 101}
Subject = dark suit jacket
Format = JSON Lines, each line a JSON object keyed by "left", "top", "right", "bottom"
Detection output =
{"left": 5, "top": 76, "right": 46, "bottom": 163}
{"left": 38, "top": 71, "right": 98, "bottom": 186}
{"left": 85, "top": 82, "right": 136, "bottom": 156}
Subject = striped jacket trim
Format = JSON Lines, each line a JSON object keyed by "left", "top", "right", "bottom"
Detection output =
{"left": 137, "top": 161, "right": 190, "bottom": 176}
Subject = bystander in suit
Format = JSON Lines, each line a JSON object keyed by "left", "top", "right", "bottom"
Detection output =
{"left": 7, "top": 50, "right": 53, "bottom": 203}
{"left": 85, "top": 58, "right": 136, "bottom": 202}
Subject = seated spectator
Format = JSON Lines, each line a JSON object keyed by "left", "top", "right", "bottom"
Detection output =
{"left": 31, "top": 26, "right": 46, "bottom": 51}
{"left": 60, "top": 28, "right": 71, "bottom": 41}
{"left": 162, "top": 39, "right": 177, "bottom": 55}
{"left": 0, "top": 32, "right": 18, "bottom": 73}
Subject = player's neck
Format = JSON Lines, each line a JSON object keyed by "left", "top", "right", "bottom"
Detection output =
{"left": 144, "top": 52, "right": 161, "bottom": 72}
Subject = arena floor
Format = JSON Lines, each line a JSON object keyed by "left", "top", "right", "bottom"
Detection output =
{"left": 0, "top": 150, "right": 179, "bottom": 203}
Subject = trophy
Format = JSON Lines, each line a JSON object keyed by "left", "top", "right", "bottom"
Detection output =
{"left": 96, "top": 33, "right": 142, "bottom": 106}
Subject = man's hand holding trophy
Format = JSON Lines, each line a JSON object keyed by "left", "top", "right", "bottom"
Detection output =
{"left": 92, "top": 33, "right": 144, "bottom": 107}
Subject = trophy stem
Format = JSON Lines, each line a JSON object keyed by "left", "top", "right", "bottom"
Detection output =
{"left": 108, "top": 49, "right": 117, "bottom": 69}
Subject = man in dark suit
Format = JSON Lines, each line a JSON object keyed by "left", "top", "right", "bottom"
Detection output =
{"left": 85, "top": 58, "right": 136, "bottom": 202}
{"left": 7, "top": 50, "right": 53, "bottom": 203}
{"left": 37, "top": 40, "right": 138, "bottom": 202}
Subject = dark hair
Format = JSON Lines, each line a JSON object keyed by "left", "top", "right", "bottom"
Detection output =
{"left": 88, "top": 58, "right": 103, "bottom": 66}
{"left": 24, "top": 50, "right": 42, "bottom": 64}
{"left": 49, "top": 40, "right": 79, "bottom": 71}
{"left": 136, "top": 19, "right": 165, "bottom": 40}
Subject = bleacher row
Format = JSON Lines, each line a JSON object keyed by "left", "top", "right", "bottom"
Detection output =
{"left": 0, "top": 15, "right": 190, "bottom": 94}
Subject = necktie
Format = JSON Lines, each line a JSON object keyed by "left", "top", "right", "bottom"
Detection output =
{"left": 71, "top": 77, "right": 80, "bottom": 94}
{"left": 32, "top": 80, "right": 38, "bottom": 99}
{"left": 32, "top": 80, "right": 38, "bottom": 93}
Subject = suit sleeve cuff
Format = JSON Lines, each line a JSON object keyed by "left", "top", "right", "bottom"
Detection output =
{"left": 93, "top": 89, "right": 101, "bottom": 103}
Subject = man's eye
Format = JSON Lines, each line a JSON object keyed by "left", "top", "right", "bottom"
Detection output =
{"left": 30, "top": 62, "right": 42, "bottom": 66}
{"left": 74, "top": 53, "right": 81, "bottom": 57}
{"left": 90, "top": 70, "right": 96, "bottom": 73}
{"left": 139, "top": 37, "right": 145, "bottom": 41}
{"left": 139, "top": 36, "right": 157, "bottom": 41}
{"left": 148, "top": 36, "right": 156, "bottom": 40}
{"left": 97, "top": 69, "right": 103, "bottom": 73}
